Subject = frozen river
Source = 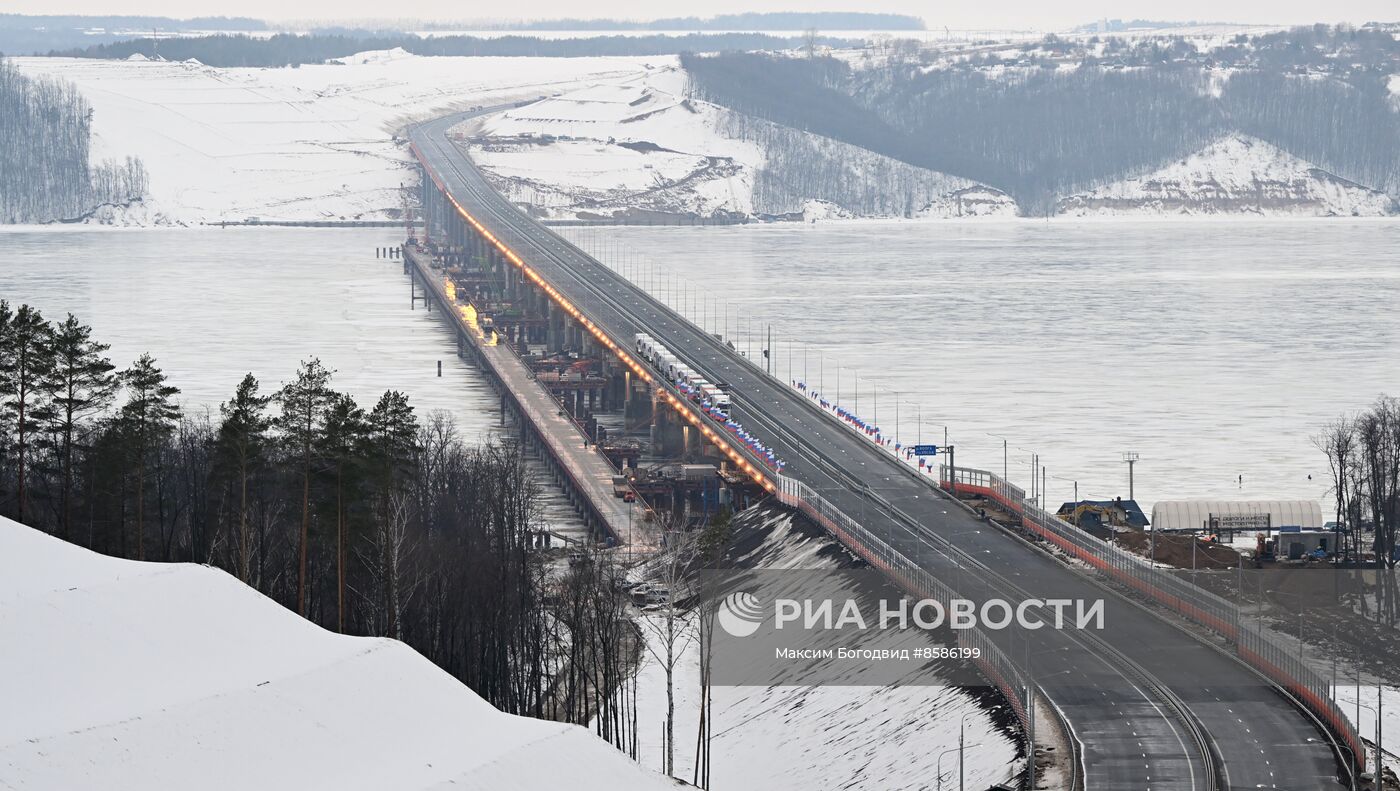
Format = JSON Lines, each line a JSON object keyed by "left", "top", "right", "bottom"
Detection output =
{"left": 563, "top": 219, "right": 1400, "bottom": 515}
{"left": 5, "top": 220, "right": 1398, "bottom": 522}
{"left": 0, "top": 227, "right": 583, "bottom": 533}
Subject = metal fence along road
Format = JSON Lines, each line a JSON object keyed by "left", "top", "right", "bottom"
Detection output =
{"left": 938, "top": 463, "right": 1366, "bottom": 775}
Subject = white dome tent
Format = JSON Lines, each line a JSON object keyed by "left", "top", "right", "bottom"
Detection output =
{"left": 1150, "top": 500, "right": 1323, "bottom": 533}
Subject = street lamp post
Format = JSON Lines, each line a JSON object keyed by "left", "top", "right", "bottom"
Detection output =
{"left": 1122, "top": 451, "right": 1140, "bottom": 501}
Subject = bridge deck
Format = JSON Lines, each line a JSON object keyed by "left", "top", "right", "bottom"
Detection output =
{"left": 405, "top": 248, "right": 654, "bottom": 552}
{"left": 410, "top": 106, "right": 1349, "bottom": 791}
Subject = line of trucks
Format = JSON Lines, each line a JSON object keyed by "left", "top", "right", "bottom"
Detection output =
{"left": 633, "top": 333, "right": 785, "bottom": 472}
{"left": 634, "top": 333, "right": 731, "bottom": 418}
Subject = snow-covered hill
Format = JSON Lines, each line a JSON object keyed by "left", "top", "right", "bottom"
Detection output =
{"left": 0, "top": 516, "right": 679, "bottom": 790}
{"left": 1057, "top": 135, "right": 1396, "bottom": 217}
{"left": 11, "top": 52, "right": 662, "bottom": 225}
{"left": 13, "top": 51, "right": 1389, "bottom": 226}
{"left": 461, "top": 65, "right": 1017, "bottom": 222}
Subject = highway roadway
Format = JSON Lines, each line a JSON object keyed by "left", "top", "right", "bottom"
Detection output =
{"left": 410, "top": 108, "right": 1347, "bottom": 791}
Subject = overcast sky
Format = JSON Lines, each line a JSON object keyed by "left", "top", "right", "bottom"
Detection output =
{"left": 9, "top": 0, "right": 1396, "bottom": 31}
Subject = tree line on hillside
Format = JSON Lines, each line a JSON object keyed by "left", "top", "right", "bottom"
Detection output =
{"left": 680, "top": 31, "right": 1400, "bottom": 214}
{"left": 0, "top": 57, "right": 147, "bottom": 223}
{"left": 53, "top": 31, "right": 860, "bottom": 67}
{"left": 715, "top": 109, "right": 989, "bottom": 217}
{"left": 0, "top": 301, "right": 646, "bottom": 738}
{"left": 471, "top": 11, "right": 922, "bottom": 31}
{"left": 1222, "top": 71, "right": 1400, "bottom": 201}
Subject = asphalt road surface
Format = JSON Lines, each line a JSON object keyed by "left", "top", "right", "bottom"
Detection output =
{"left": 411, "top": 107, "right": 1347, "bottom": 791}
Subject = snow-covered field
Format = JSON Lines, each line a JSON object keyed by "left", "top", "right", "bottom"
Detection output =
{"left": 0, "top": 516, "right": 678, "bottom": 790}
{"left": 463, "top": 64, "right": 1018, "bottom": 222}
{"left": 1058, "top": 135, "right": 1395, "bottom": 217}
{"left": 462, "top": 67, "right": 763, "bottom": 220}
{"left": 11, "top": 51, "right": 663, "bottom": 225}
{"left": 616, "top": 504, "right": 1022, "bottom": 790}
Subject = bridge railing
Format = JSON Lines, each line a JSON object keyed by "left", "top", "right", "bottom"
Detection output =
{"left": 937, "top": 462, "right": 1366, "bottom": 772}
{"left": 777, "top": 475, "right": 1034, "bottom": 742}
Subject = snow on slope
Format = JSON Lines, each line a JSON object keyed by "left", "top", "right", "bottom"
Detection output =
{"left": 462, "top": 64, "right": 1016, "bottom": 222}
{"left": 1334, "top": 684, "right": 1400, "bottom": 769}
{"left": 1057, "top": 135, "right": 1396, "bottom": 217}
{"left": 618, "top": 503, "right": 1021, "bottom": 790}
{"left": 0, "top": 516, "right": 679, "bottom": 791}
{"left": 11, "top": 53, "right": 662, "bottom": 225}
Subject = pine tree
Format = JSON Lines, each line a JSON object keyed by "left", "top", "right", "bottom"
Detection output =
{"left": 118, "top": 353, "right": 181, "bottom": 560}
{"left": 216, "top": 373, "right": 271, "bottom": 584}
{"left": 43, "top": 314, "right": 116, "bottom": 540}
{"left": 275, "top": 358, "right": 335, "bottom": 618}
{"left": 367, "top": 390, "right": 418, "bottom": 499}
{"left": 0, "top": 303, "right": 55, "bottom": 523}
{"left": 319, "top": 391, "right": 367, "bottom": 632}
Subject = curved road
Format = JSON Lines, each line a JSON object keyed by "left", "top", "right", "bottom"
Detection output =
{"left": 410, "top": 107, "right": 1346, "bottom": 791}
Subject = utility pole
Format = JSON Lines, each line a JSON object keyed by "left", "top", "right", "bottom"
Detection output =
{"left": 1123, "top": 451, "right": 1140, "bottom": 501}
{"left": 1031, "top": 454, "right": 1037, "bottom": 508}
{"left": 1026, "top": 682, "right": 1036, "bottom": 791}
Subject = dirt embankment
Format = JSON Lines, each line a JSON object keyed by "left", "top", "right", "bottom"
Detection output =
{"left": 1116, "top": 530, "right": 1241, "bottom": 569}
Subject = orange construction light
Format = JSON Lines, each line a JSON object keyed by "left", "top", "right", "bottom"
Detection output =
{"left": 414, "top": 146, "right": 771, "bottom": 489}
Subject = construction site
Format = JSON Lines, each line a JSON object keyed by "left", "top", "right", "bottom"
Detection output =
{"left": 384, "top": 193, "right": 764, "bottom": 551}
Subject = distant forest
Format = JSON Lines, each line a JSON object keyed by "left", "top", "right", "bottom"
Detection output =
{"left": 0, "top": 13, "right": 265, "bottom": 54}
{"left": 682, "top": 26, "right": 1400, "bottom": 214}
{"left": 54, "top": 32, "right": 861, "bottom": 67}
{"left": 485, "top": 12, "right": 924, "bottom": 31}
{"left": 0, "top": 58, "right": 147, "bottom": 223}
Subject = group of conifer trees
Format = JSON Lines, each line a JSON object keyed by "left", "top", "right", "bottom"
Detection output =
{"left": 0, "top": 300, "right": 641, "bottom": 724}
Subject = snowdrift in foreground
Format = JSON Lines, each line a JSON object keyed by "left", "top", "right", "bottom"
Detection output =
{"left": 11, "top": 53, "right": 661, "bottom": 226}
{"left": 1057, "top": 135, "right": 1396, "bottom": 217}
{"left": 0, "top": 517, "right": 677, "bottom": 791}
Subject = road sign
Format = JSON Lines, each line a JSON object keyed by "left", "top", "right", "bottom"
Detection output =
{"left": 913, "top": 445, "right": 939, "bottom": 456}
